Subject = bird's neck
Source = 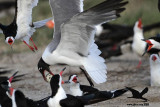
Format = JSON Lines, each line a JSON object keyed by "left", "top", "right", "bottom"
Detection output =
{"left": 70, "top": 83, "right": 83, "bottom": 96}
{"left": 48, "top": 85, "right": 67, "bottom": 107}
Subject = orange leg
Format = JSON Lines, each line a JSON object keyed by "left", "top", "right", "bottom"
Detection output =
{"left": 136, "top": 60, "right": 142, "bottom": 69}
{"left": 30, "top": 37, "right": 38, "bottom": 50}
{"left": 23, "top": 41, "right": 35, "bottom": 52}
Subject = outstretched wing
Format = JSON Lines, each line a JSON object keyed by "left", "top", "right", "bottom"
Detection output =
{"left": 46, "top": 0, "right": 84, "bottom": 52}
{"left": 33, "top": 17, "right": 53, "bottom": 28}
{"left": 54, "top": 0, "right": 127, "bottom": 83}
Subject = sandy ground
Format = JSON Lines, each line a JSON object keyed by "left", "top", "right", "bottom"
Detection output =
{"left": 0, "top": 48, "right": 160, "bottom": 107}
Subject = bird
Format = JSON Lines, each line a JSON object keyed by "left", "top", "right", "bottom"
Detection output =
{"left": 65, "top": 74, "right": 128, "bottom": 99}
{"left": 38, "top": 0, "right": 128, "bottom": 84}
{"left": 126, "top": 87, "right": 148, "bottom": 102}
{"left": 131, "top": 18, "right": 147, "bottom": 68}
{"left": 65, "top": 74, "right": 99, "bottom": 96}
{"left": 98, "top": 19, "right": 147, "bottom": 68}
{"left": 95, "top": 21, "right": 160, "bottom": 47}
{"left": 1, "top": 71, "right": 50, "bottom": 107}
{"left": 142, "top": 34, "right": 160, "bottom": 55}
{"left": 0, "top": 71, "right": 25, "bottom": 107}
{"left": 47, "top": 70, "right": 128, "bottom": 107}
{"left": 0, "top": 0, "right": 52, "bottom": 52}
{"left": 149, "top": 54, "right": 160, "bottom": 86}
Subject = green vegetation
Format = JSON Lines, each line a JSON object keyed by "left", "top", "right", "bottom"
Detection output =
{"left": 0, "top": 0, "right": 160, "bottom": 54}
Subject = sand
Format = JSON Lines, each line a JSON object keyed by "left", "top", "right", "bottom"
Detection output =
{"left": 0, "top": 48, "right": 160, "bottom": 107}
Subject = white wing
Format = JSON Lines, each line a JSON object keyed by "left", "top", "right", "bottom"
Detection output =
{"left": 16, "top": 0, "right": 39, "bottom": 39}
{"left": 55, "top": 0, "right": 127, "bottom": 83}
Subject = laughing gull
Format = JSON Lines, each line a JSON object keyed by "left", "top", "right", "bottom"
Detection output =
{"left": 38, "top": 0, "right": 128, "bottom": 84}
{"left": 149, "top": 54, "right": 160, "bottom": 86}
{"left": 0, "top": 0, "right": 52, "bottom": 52}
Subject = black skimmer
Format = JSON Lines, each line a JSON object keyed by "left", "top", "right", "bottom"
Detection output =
{"left": 1, "top": 71, "right": 50, "bottom": 107}
{"left": 65, "top": 74, "right": 128, "bottom": 98}
{"left": 0, "top": 71, "right": 25, "bottom": 107}
{"left": 149, "top": 54, "right": 160, "bottom": 86}
{"left": 38, "top": 0, "right": 128, "bottom": 84}
{"left": 48, "top": 70, "right": 128, "bottom": 107}
{"left": 65, "top": 74, "right": 99, "bottom": 96}
{"left": 131, "top": 18, "right": 147, "bottom": 68}
{"left": 143, "top": 34, "right": 160, "bottom": 55}
{"left": 0, "top": 0, "right": 52, "bottom": 52}
{"left": 126, "top": 87, "right": 148, "bottom": 102}
{"left": 95, "top": 22, "right": 160, "bottom": 47}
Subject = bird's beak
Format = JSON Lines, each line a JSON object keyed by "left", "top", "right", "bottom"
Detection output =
{"left": 142, "top": 39, "right": 153, "bottom": 52}
{"left": 9, "top": 71, "right": 19, "bottom": 83}
{"left": 59, "top": 67, "right": 66, "bottom": 84}
{"left": 9, "top": 87, "right": 14, "bottom": 96}
{"left": 138, "top": 18, "right": 142, "bottom": 29}
{"left": 8, "top": 38, "right": 13, "bottom": 45}
{"left": 43, "top": 69, "right": 54, "bottom": 82}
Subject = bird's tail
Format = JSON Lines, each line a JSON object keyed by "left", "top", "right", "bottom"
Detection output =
{"left": 82, "top": 43, "right": 107, "bottom": 84}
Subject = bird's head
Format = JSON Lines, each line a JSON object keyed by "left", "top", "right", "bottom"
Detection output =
{"left": 0, "top": 71, "right": 18, "bottom": 97}
{"left": 134, "top": 18, "right": 143, "bottom": 32}
{"left": 5, "top": 37, "right": 15, "bottom": 46}
{"left": 38, "top": 57, "right": 53, "bottom": 82}
{"left": 65, "top": 75, "right": 79, "bottom": 85}
{"left": 145, "top": 39, "right": 160, "bottom": 52}
{"left": 150, "top": 54, "right": 159, "bottom": 62}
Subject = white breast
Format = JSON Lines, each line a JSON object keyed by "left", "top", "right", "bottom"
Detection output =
{"left": 70, "top": 84, "right": 83, "bottom": 96}
{"left": 150, "top": 64, "right": 160, "bottom": 86}
{"left": 132, "top": 32, "right": 146, "bottom": 56}
{"left": 47, "top": 87, "right": 67, "bottom": 107}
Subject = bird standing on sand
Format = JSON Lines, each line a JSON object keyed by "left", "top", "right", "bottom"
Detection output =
{"left": 38, "top": 0, "right": 128, "bottom": 84}
{"left": 0, "top": 0, "right": 52, "bottom": 51}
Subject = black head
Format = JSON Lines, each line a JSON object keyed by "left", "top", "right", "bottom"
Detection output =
{"left": 66, "top": 75, "right": 79, "bottom": 84}
{"left": 0, "top": 23, "right": 16, "bottom": 46}
{"left": 38, "top": 57, "right": 54, "bottom": 82}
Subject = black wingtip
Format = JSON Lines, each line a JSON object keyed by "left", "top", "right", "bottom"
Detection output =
{"left": 113, "top": 88, "right": 128, "bottom": 98}
{"left": 116, "top": 8, "right": 126, "bottom": 14}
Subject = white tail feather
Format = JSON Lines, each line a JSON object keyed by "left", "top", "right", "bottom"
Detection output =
{"left": 82, "top": 54, "right": 107, "bottom": 84}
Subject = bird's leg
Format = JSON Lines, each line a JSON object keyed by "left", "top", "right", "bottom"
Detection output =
{"left": 136, "top": 59, "right": 142, "bottom": 69}
{"left": 30, "top": 37, "right": 38, "bottom": 50}
{"left": 23, "top": 41, "right": 35, "bottom": 52}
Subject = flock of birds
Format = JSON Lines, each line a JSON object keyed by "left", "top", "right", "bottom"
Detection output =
{"left": 0, "top": 0, "right": 160, "bottom": 106}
